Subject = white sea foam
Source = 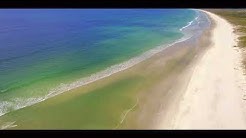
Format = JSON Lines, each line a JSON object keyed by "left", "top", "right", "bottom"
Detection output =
{"left": 42, "top": 35, "right": 192, "bottom": 100}
{"left": 0, "top": 97, "right": 45, "bottom": 116}
{"left": 115, "top": 97, "right": 139, "bottom": 129}
{"left": 0, "top": 121, "right": 17, "bottom": 130}
{"left": 180, "top": 20, "right": 194, "bottom": 31}
{"left": 179, "top": 10, "right": 201, "bottom": 32}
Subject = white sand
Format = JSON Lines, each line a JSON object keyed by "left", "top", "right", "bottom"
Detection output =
{"left": 162, "top": 10, "right": 246, "bottom": 129}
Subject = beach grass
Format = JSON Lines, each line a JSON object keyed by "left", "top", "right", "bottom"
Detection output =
{"left": 206, "top": 10, "right": 246, "bottom": 48}
{"left": 207, "top": 9, "right": 246, "bottom": 70}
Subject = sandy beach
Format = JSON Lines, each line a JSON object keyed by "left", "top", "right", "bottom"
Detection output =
{"left": 159, "top": 10, "right": 246, "bottom": 129}
{"left": 1, "top": 9, "right": 243, "bottom": 129}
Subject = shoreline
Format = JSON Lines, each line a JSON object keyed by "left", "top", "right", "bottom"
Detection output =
{"left": 153, "top": 10, "right": 215, "bottom": 129}
{"left": 0, "top": 10, "right": 201, "bottom": 118}
{"left": 163, "top": 10, "right": 246, "bottom": 129}
{"left": 0, "top": 10, "right": 212, "bottom": 129}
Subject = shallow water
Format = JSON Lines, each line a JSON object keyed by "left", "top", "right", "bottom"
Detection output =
{"left": 0, "top": 9, "right": 215, "bottom": 130}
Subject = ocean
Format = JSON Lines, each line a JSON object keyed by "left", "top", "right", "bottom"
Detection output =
{"left": 0, "top": 9, "right": 209, "bottom": 125}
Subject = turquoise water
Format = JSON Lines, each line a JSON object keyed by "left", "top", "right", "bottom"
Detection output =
{"left": 0, "top": 9, "right": 197, "bottom": 116}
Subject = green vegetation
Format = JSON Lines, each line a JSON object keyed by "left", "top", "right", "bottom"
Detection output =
{"left": 207, "top": 9, "right": 246, "bottom": 47}
{"left": 238, "top": 36, "right": 246, "bottom": 48}
{"left": 207, "top": 9, "right": 246, "bottom": 69}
